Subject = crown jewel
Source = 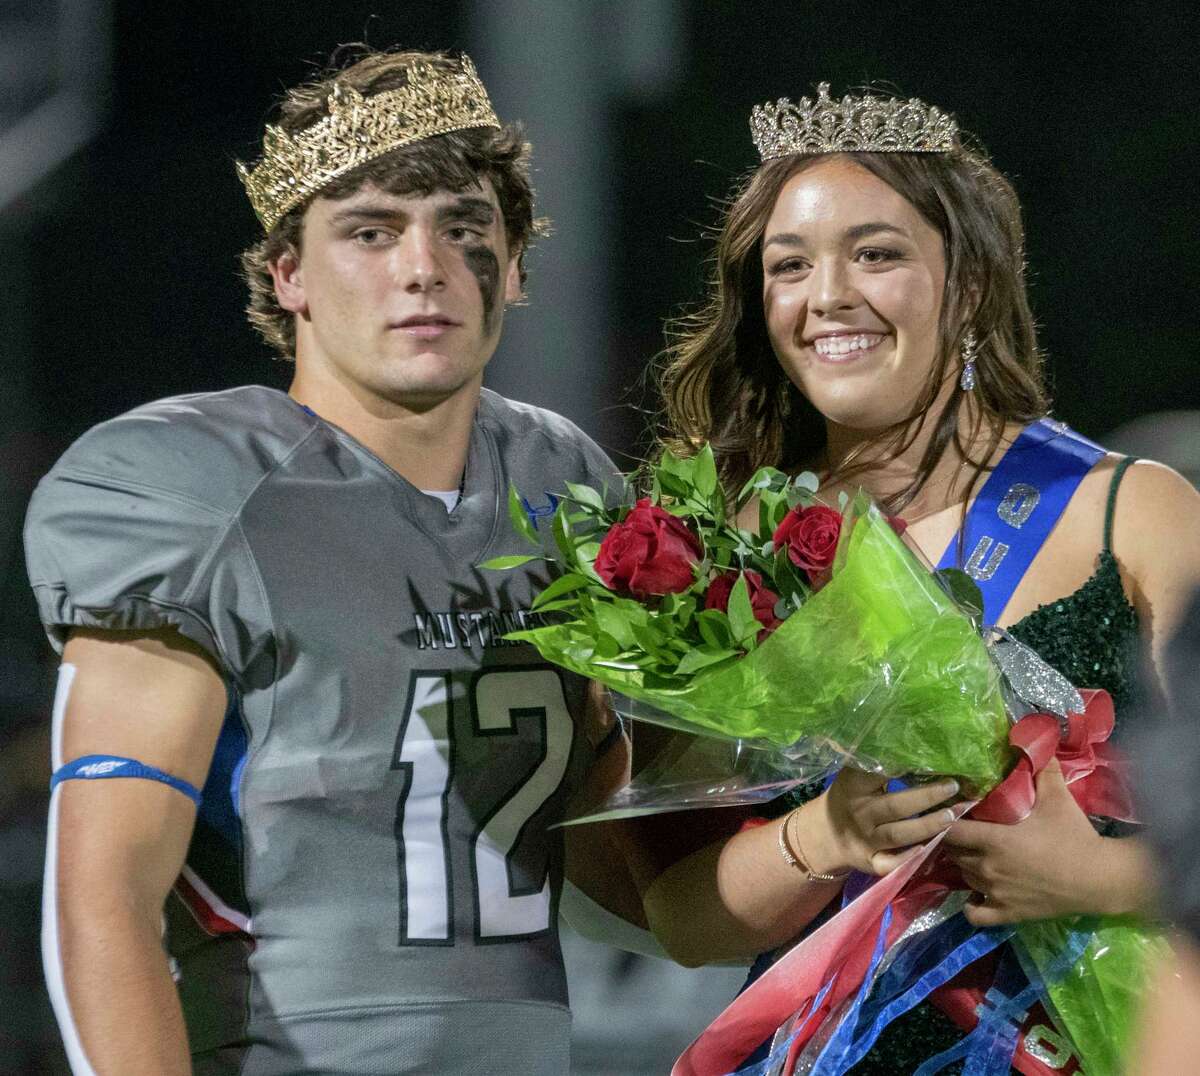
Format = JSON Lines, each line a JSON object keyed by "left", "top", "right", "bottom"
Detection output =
{"left": 237, "top": 55, "right": 501, "bottom": 232}
{"left": 750, "top": 83, "right": 958, "bottom": 161}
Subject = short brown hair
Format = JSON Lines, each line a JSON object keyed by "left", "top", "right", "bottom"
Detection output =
{"left": 658, "top": 146, "right": 1049, "bottom": 512}
{"left": 240, "top": 48, "right": 547, "bottom": 359}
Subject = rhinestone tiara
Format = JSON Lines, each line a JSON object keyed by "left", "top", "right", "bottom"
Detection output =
{"left": 237, "top": 54, "right": 501, "bottom": 233}
{"left": 750, "top": 82, "right": 958, "bottom": 161}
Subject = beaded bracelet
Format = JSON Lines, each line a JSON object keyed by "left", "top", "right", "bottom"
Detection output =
{"left": 777, "top": 805, "right": 850, "bottom": 884}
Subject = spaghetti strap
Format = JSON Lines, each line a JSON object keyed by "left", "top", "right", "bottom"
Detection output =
{"left": 1104, "top": 456, "right": 1137, "bottom": 552}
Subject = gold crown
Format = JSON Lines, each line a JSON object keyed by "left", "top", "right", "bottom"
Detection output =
{"left": 237, "top": 55, "right": 501, "bottom": 232}
{"left": 750, "top": 82, "right": 958, "bottom": 161}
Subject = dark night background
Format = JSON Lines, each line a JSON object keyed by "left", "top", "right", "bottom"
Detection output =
{"left": 2, "top": 2, "right": 1197, "bottom": 1071}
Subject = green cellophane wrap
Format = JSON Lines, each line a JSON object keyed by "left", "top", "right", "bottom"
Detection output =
{"left": 512, "top": 501, "right": 1012, "bottom": 793}
{"left": 1016, "top": 917, "right": 1168, "bottom": 1076}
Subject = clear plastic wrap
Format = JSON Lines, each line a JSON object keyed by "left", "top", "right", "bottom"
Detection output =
{"left": 1015, "top": 917, "right": 1169, "bottom": 1076}
{"left": 563, "top": 711, "right": 813, "bottom": 824}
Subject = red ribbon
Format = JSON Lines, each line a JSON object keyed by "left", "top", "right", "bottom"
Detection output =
{"left": 969, "top": 689, "right": 1133, "bottom": 824}
{"left": 671, "top": 688, "right": 1133, "bottom": 1076}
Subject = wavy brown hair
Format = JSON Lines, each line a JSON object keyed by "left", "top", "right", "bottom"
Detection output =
{"left": 658, "top": 145, "right": 1050, "bottom": 513}
{"left": 240, "top": 48, "right": 547, "bottom": 359}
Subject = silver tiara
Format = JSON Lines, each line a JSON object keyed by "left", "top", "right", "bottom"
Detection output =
{"left": 750, "top": 83, "right": 958, "bottom": 160}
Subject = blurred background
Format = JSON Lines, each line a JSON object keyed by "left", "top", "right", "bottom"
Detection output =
{"left": 2, "top": 1, "right": 1197, "bottom": 1072}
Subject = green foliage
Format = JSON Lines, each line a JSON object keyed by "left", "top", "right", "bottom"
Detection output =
{"left": 507, "top": 484, "right": 539, "bottom": 546}
{"left": 936, "top": 568, "right": 985, "bottom": 628}
{"left": 479, "top": 554, "right": 543, "bottom": 570}
{"left": 531, "top": 572, "right": 591, "bottom": 610}
{"left": 726, "top": 573, "right": 760, "bottom": 650}
{"left": 481, "top": 447, "right": 824, "bottom": 686}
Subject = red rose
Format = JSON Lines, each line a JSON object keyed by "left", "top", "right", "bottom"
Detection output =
{"left": 773, "top": 504, "right": 843, "bottom": 586}
{"left": 887, "top": 515, "right": 908, "bottom": 538}
{"left": 704, "top": 569, "right": 782, "bottom": 636}
{"left": 594, "top": 499, "right": 703, "bottom": 598}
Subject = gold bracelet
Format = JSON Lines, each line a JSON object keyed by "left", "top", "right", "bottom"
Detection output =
{"left": 777, "top": 805, "right": 850, "bottom": 884}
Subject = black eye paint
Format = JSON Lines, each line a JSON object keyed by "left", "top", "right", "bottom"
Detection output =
{"left": 463, "top": 244, "right": 501, "bottom": 332}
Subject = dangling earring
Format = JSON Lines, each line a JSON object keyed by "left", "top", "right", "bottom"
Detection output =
{"left": 959, "top": 329, "right": 979, "bottom": 392}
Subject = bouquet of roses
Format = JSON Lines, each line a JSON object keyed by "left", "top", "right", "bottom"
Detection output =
{"left": 486, "top": 445, "right": 1162, "bottom": 1076}
{"left": 486, "top": 443, "right": 1011, "bottom": 794}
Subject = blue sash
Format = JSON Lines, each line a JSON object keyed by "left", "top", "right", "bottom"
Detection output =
{"left": 935, "top": 418, "right": 1105, "bottom": 626}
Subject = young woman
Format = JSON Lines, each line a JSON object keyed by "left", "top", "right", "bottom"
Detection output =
{"left": 634, "top": 84, "right": 1200, "bottom": 1072}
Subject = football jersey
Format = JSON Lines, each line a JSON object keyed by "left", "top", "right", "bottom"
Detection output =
{"left": 26, "top": 384, "right": 620, "bottom": 1075}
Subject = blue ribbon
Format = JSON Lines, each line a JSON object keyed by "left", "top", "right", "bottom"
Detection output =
{"left": 806, "top": 907, "right": 894, "bottom": 1075}
{"left": 811, "top": 915, "right": 1013, "bottom": 1075}
{"left": 912, "top": 922, "right": 1097, "bottom": 1075}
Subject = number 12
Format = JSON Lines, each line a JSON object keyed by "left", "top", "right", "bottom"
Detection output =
{"left": 391, "top": 667, "right": 575, "bottom": 946}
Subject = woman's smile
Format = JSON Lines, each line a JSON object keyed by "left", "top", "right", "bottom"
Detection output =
{"left": 807, "top": 331, "right": 888, "bottom": 362}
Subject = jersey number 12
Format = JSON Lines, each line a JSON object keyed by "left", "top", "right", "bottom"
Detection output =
{"left": 391, "top": 667, "right": 575, "bottom": 946}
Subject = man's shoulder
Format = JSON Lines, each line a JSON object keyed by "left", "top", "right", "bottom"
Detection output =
{"left": 478, "top": 388, "right": 612, "bottom": 465}
{"left": 43, "top": 385, "right": 316, "bottom": 515}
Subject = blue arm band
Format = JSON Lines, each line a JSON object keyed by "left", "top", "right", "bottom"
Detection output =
{"left": 50, "top": 754, "right": 203, "bottom": 807}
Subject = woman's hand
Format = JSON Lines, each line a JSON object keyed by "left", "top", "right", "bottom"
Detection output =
{"left": 799, "top": 767, "right": 961, "bottom": 877}
{"left": 943, "top": 759, "right": 1138, "bottom": 926}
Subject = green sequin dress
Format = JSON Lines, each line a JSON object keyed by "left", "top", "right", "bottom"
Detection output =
{"left": 764, "top": 457, "right": 1141, "bottom": 1075}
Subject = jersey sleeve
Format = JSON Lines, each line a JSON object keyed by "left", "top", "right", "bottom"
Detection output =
{"left": 24, "top": 415, "right": 274, "bottom": 681}
{"left": 578, "top": 432, "right": 627, "bottom": 508}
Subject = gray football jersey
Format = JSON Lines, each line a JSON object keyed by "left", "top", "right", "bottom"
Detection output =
{"left": 26, "top": 385, "right": 620, "bottom": 1075}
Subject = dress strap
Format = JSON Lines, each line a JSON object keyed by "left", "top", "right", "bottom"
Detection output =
{"left": 1103, "top": 456, "right": 1137, "bottom": 553}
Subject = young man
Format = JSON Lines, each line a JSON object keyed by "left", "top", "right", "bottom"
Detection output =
{"left": 26, "top": 49, "right": 631, "bottom": 1075}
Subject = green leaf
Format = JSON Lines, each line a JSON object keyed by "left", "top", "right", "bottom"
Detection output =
{"left": 593, "top": 631, "right": 623, "bottom": 659}
{"left": 655, "top": 470, "right": 692, "bottom": 499}
{"left": 694, "top": 443, "right": 719, "bottom": 498}
{"left": 613, "top": 595, "right": 650, "bottom": 629}
{"left": 660, "top": 592, "right": 697, "bottom": 630}
{"left": 658, "top": 448, "right": 697, "bottom": 483}
{"left": 593, "top": 601, "right": 636, "bottom": 649}
{"left": 575, "top": 541, "right": 602, "bottom": 582}
{"left": 506, "top": 484, "right": 540, "bottom": 546}
{"left": 707, "top": 482, "right": 726, "bottom": 525}
{"left": 564, "top": 481, "right": 607, "bottom": 513}
{"left": 528, "top": 598, "right": 580, "bottom": 614}
{"left": 553, "top": 504, "right": 577, "bottom": 564}
{"left": 696, "top": 608, "right": 734, "bottom": 650}
{"left": 675, "top": 645, "right": 739, "bottom": 676}
{"left": 479, "top": 554, "right": 542, "bottom": 570}
{"left": 738, "top": 466, "right": 788, "bottom": 505}
{"left": 773, "top": 547, "right": 811, "bottom": 603}
{"left": 936, "top": 568, "right": 985, "bottom": 627}
{"left": 726, "top": 573, "right": 759, "bottom": 645}
{"left": 531, "top": 572, "right": 590, "bottom": 609}
{"left": 631, "top": 622, "right": 668, "bottom": 657}
{"left": 766, "top": 494, "right": 792, "bottom": 533}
